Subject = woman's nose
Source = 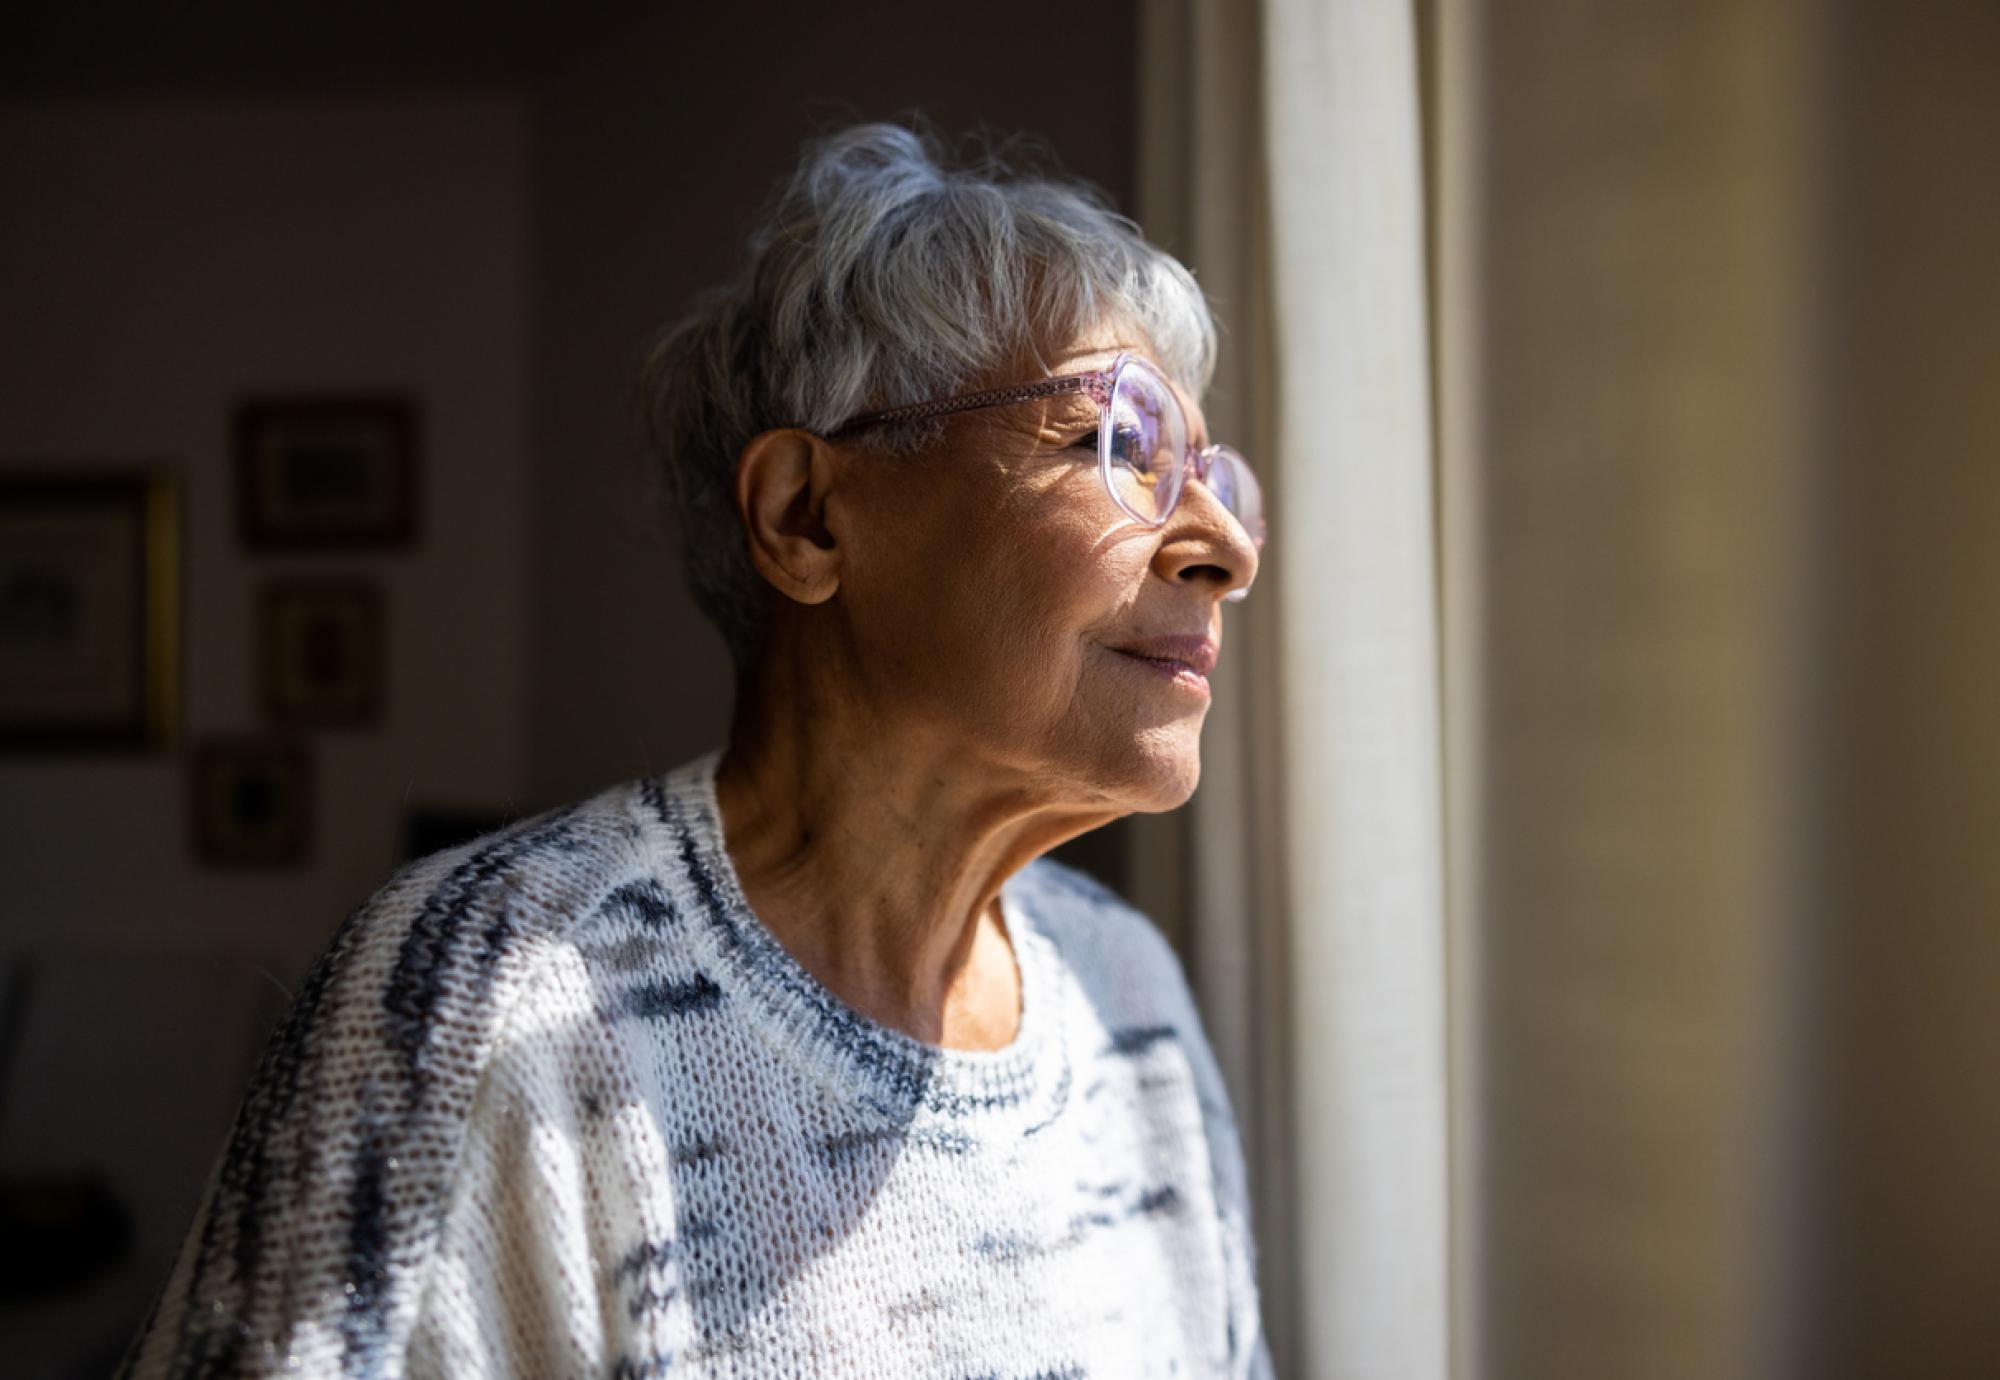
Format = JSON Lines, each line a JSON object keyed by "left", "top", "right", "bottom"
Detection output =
{"left": 1156, "top": 475, "right": 1259, "bottom": 601}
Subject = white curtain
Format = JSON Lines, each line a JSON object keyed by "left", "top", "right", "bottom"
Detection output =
{"left": 1137, "top": 3, "right": 1450, "bottom": 1377}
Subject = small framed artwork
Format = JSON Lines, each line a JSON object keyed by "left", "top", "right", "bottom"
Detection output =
{"left": 190, "top": 734, "right": 312, "bottom": 867}
{"left": 0, "top": 469, "right": 181, "bottom": 753}
{"left": 257, "top": 576, "right": 386, "bottom": 727}
{"left": 235, "top": 395, "right": 418, "bottom": 551}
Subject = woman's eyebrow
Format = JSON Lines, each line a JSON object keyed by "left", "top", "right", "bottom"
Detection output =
{"left": 1042, "top": 396, "right": 1099, "bottom": 430}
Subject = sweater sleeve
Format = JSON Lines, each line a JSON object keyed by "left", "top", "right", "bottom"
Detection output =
{"left": 404, "top": 941, "right": 668, "bottom": 1380}
{"left": 404, "top": 1006, "right": 597, "bottom": 1380}
{"left": 114, "top": 806, "right": 603, "bottom": 1379}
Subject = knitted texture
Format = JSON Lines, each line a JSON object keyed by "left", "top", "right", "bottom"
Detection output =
{"left": 117, "top": 746, "right": 1273, "bottom": 1379}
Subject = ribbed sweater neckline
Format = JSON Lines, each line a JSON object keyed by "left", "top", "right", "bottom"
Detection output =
{"left": 631, "top": 746, "right": 1072, "bottom": 1138}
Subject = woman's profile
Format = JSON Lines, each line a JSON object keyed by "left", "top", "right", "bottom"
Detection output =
{"left": 118, "top": 118, "right": 1271, "bottom": 1379}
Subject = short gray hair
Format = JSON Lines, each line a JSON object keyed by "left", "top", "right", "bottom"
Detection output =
{"left": 635, "top": 119, "right": 1218, "bottom": 677}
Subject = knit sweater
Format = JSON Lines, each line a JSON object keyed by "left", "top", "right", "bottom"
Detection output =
{"left": 118, "top": 746, "right": 1273, "bottom": 1379}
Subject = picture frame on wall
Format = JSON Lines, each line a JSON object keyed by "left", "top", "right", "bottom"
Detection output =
{"left": 257, "top": 576, "right": 386, "bottom": 727}
{"left": 0, "top": 469, "right": 181, "bottom": 753}
{"left": 235, "top": 395, "right": 418, "bottom": 551}
{"left": 189, "top": 733, "right": 312, "bottom": 867}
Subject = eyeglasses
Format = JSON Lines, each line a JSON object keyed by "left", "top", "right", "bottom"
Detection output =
{"left": 826, "top": 352, "right": 1266, "bottom": 602}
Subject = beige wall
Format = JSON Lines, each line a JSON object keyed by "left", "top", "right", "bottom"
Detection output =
{"left": 1454, "top": 1, "right": 2000, "bottom": 1375}
{"left": 1812, "top": 2, "right": 2000, "bottom": 1374}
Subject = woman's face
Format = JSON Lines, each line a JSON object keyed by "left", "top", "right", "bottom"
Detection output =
{"left": 826, "top": 317, "right": 1260, "bottom": 814}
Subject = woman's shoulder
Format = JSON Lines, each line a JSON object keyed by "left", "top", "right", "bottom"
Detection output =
{"left": 1019, "top": 852, "right": 1245, "bottom": 1100}
{"left": 1018, "top": 856, "right": 1257, "bottom": 1316}
{"left": 1015, "top": 854, "right": 1195, "bottom": 1020}
{"left": 321, "top": 775, "right": 663, "bottom": 1003}
{"left": 1018, "top": 852, "right": 1174, "bottom": 946}
{"left": 243, "top": 771, "right": 672, "bottom": 1140}
{"left": 224, "top": 770, "right": 675, "bottom": 1198}
{"left": 117, "top": 774, "right": 673, "bottom": 1376}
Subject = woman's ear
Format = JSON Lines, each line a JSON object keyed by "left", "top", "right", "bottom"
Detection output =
{"left": 734, "top": 428, "right": 843, "bottom": 606}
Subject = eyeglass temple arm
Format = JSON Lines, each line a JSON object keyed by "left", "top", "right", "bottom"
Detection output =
{"left": 825, "top": 372, "right": 1109, "bottom": 439}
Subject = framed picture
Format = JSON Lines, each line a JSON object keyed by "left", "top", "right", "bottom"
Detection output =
{"left": 235, "top": 395, "right": 418, "bottom": 551}
{"left": 257, "top": 576, "right": 385, "bottom": 727}
{"left": 190, "top": 734, "right": 312, "bottom": 867}
{"left": 0, "top": 469, "right": 181, "bottom": 752}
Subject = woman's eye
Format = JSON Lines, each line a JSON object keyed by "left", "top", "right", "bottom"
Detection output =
{"left": 1069, "top": 429, "right": 1100, "bottom": 452}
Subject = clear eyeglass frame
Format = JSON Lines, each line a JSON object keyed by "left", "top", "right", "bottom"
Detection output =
{"left": 826, "top": 352, "right": 1265, "bottom": 603}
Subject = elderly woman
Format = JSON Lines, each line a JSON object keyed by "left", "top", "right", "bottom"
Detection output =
{"left": 121, "top": 121, "right": 1271, "bottom": 1379}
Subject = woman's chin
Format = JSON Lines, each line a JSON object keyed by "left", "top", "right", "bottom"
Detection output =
{"left": 1106, "top": 727, "right": 1203, "bottom": 811}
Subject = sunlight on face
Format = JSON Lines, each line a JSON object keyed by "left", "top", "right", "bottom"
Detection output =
{"left": 832, "top": 317, "right": 1257, "bottom": 814}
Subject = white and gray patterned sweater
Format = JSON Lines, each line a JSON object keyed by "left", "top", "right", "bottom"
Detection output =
{"left": 118, "top": 746, "right": 1273, "bottom": 1379}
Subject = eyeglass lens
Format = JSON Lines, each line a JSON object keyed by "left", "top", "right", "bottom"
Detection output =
{"left": 1105, "top": 359, "right": 1183, "bottom": 524}
{"left": 1106, "top": 359, "right": 1265, "bottom": 548}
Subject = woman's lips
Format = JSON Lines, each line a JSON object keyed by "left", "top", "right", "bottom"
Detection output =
{"left": 1112, "top": 634, "right": 1218, "bottom": 674}
{"left": 1111, "top": 647, "right": 1213, "bottom": 697}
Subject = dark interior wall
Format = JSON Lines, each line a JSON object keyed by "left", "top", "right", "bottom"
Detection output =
{"left": 526, "top": 2, "right": 1141, "bottom": 825}
{"left": 0, "top": 95, "right": 534, "bottom": 1377}
{"left": 0, "top": 5, "right": 1144, "bottom": 974}
{"left": 0, "top": 12, "right": 1140, "bottom": 1368}
{"left": 0, "top": 97, "right": 534, "bottom": 973}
